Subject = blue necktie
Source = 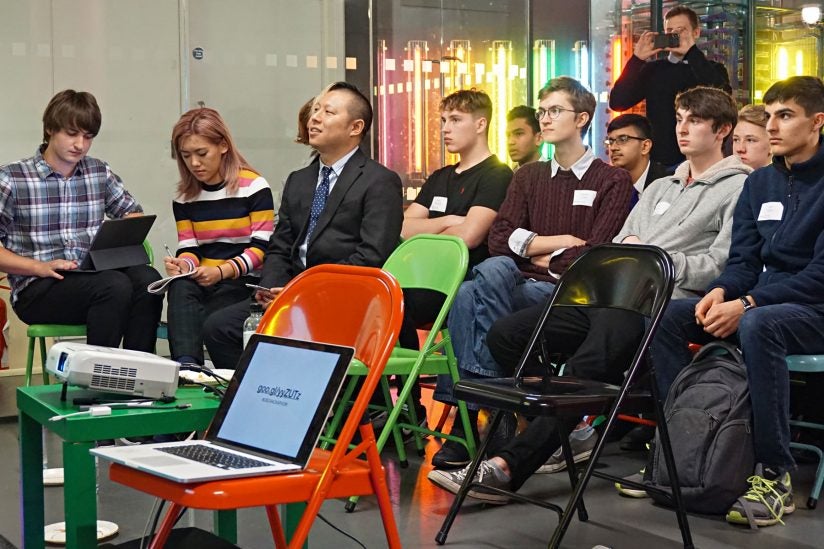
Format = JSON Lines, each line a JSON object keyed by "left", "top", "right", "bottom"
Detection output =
{"left": 307, "top": 166, "right": 332, "bottom": 240}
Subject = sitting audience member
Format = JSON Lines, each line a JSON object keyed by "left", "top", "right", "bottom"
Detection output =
{"left": 647, "top": 75, "right": 824, "bottom": 529}
{"left": 605, "top": 113, "right": 669, "bottom": 203}
{"left": 203, "top": 82, "right": 403, "bottom": 369}
{"left": 0, "top": 90, "right": 162, "bottom": 352}
{"left": 428, "top": 85, "right": 749, "bottom": 502}
{"left": 398, "top": 90, "right": 512, "bottom": 422}
{"left": 164, "top": 108, "right": 275, "bottom": 366}
{"left": 430, "top": 76, "right": 633, "bottom": 470}
{"left": 733, "top": 104, "right": 771, "bottom": 170}
{"left": 609, "top": 5, "right": 730, "bottom": 168}
{"left": 505, "top": 105, "right": 542, "bottom": 168}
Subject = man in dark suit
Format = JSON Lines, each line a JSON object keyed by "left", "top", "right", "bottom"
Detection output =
{"left": 203, "top": 82, "right": 403, "bottom": 368}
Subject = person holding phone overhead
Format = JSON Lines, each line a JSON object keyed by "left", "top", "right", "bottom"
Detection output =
{"left": 609, "top": 5, "right": 730, "bottom": 170}
{"left": 165, "top": 107, "right": 274, "bottom": 366}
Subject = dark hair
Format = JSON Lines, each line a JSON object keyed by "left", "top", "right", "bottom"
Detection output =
{"left": 665, "top": 6, "right": 700, "bottom": 30}
{"left": 537, "top": 76, "right": 596, "bottom": 136}
{"left": 327, "top": 81, "right": 373, "bottom": 141}
{"left": 607, "top": 113, "right": 653, "bottom": 140}
{"left": 42, "top": 90, "right": 102, "bottom": 144}
{"left": 440, "top": 89, "right": 494, "bottom": 131}
{"left": 295, "top": 97, "right": 315, "bottom": 145}
{"left": 507, "top": 105, "right": 540, "bottom": 134}
{"left": 763, "top": 76, "right": 824, "bottom": 117}
{"left": 674, "top": 86, "right": 737, "bottom": 134}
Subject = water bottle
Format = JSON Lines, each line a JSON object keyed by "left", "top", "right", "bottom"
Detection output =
{"left": 242, "top": 302, "right": 265, "bottom": 348}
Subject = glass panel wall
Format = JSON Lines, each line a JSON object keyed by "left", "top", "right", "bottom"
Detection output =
{"left": 372, "top": 1, "right": 529, "bottom": 201}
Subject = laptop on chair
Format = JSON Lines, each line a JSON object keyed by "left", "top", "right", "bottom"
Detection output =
{"left": 91, "top": 334, "right": 354, "bottom": 483}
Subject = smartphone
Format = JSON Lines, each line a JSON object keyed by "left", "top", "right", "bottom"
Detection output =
{"left": 653, "top": 33, "right": 680, "bottom": 49}
{"left": 245, "top": 283, "right": 272, "bottom": 293}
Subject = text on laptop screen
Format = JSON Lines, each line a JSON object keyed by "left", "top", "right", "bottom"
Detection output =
{"left": 215, "top": 341, "right": 339, "bottom": 458}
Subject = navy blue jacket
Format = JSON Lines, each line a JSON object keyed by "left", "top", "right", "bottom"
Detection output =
{"left": 710, "top": 139, "right": 824, "bottom": 306}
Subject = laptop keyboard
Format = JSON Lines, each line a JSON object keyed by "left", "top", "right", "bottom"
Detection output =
{"left": 157, "top": 444, "right": 271, "bottom": 470}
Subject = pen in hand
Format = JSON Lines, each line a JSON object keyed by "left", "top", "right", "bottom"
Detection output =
{"left": 164, "top": 243, "right": 174, "bottom": 258}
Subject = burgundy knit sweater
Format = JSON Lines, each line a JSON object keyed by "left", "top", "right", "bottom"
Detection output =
{"left": 488, "top": 158, "right": 632, "bottom": 282}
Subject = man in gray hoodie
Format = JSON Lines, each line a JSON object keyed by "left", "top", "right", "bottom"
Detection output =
{"left": 428, "top": 86, "right": 750, "bottom": 503}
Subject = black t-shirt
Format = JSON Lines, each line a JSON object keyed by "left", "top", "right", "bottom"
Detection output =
{"left": 415, "top": 155, "right": 513, "bottom": 269}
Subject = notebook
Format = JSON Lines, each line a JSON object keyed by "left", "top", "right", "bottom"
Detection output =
{"left": 74, "top": 215, "right": 156, "bottom": 271}
{"left": 91, "top": 334, "right": 354, "bottom": 483}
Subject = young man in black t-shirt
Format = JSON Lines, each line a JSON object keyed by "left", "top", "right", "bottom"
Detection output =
{"left": 392, "top": 89, "right": 513, "bottom": 426}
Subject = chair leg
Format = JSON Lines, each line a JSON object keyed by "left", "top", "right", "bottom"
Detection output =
{"left": 265, "top": 505, "right": 288, "bottom": 549}
{"left": 38, "top": 336, "right": 50, "bottom": 385}
{"left": 25, "top": 337, "right": 36, "bottom": 387}
{"left": 435, "top": 409, "right": 502, "bottom": 545}
{"left": 558, "top": 420, "right": 588, "bottom": 522}
{"left": 362, "top": 423, "right": 402, "bottom": 549}
{"left": 649, "top": 369, "right": 694, "bottom": 549}
{"left": 434, "top": 403, "right": 452, "bottom": 434}
{"left": 549, "top": 402, "right": 633, "bottom": 548}
{"left": 148, "top": 503, "right": 185, "bottom": 549}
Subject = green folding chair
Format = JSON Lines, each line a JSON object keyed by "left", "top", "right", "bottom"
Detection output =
{"left": 322, "top": 234, "right": 478, "bottom": 511}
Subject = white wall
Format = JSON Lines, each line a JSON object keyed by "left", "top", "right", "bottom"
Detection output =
{"left": 0, "top": 0, "right": 347, "bottom": 387}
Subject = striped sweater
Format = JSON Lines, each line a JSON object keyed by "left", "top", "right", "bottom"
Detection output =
{"left": 172, "top": 169, "right": 275, "bottom": 278}
{"left": 488, "top": 158, "right": 633, "bottom": 282}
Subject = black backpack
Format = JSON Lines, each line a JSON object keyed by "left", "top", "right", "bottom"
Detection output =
{"left": 646, "top": 341, "right": 755, "bottom": 514}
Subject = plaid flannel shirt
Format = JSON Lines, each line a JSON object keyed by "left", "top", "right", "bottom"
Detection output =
{"left": 0, "top": 146, "right": 142, "bottom": 304}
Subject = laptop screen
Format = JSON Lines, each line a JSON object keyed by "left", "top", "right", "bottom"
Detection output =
{"left": 208, "top": 335, "right": 353, "bottom": 463}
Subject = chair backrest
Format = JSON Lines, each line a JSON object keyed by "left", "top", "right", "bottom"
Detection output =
{"left": 513, "top": 244, "right": 674, "bottom": 379}
{"left": 550, "top": 244, "right": 674, "bottom": 318}
{"left": 382, "top": 234, "right": 468, "bottom": 295}
{"left": 256, "top": 264, "right": 403, "bottom": 370}
{"left": 255, "top": 264, "right": 404, "bottom": 460}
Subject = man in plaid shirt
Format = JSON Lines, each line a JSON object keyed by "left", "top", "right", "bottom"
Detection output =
{"left": 0, "top": 90, "right": 162, "bottom": 352}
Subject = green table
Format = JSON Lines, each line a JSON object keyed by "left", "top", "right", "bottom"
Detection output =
{"left": 17, "top": 385, "right": 230, "bottom": 549}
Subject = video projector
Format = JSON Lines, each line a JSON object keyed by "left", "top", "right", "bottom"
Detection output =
{"left": 46, "top": 342, "right": 180, "bottom": 399}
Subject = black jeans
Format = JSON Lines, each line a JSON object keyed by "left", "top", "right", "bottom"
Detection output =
{"left": 203, "top": 299, "right": 251, "bottom": 369}
{"left": 167, "top": 277, "right": 254, "bottom": 364}
{"left": 486, "top": 305, "right": 645, "bottom": 490}
{"left": 14, "top": 266, "right": 163, "bottom": 352}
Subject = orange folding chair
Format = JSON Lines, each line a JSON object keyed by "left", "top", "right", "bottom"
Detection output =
{"left": 106, "top": 264, "right": 405, "bottom": 548}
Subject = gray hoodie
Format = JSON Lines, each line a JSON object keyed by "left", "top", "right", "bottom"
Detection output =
{"left": 614, "top": 155, "right": 751, "bottom": 299}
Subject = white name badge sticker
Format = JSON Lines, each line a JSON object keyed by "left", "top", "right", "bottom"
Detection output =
{"left": 757, "top": 201, "right": 784, "bottom": 222}
{"left": 430, "top": 196, "right": 448, "bottom": 212}
{"left": 653, "top": 201, "right": 671, "bottom": 216}
{"left": 573, "top": 190, "right": 597, "bottom": 207}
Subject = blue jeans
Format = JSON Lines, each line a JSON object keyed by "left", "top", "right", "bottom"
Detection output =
{"left": 435, "top": 256, "right": 555, "bottom": 407}
{"left": 650, "top": 298, "right": 824, "bottom": 472}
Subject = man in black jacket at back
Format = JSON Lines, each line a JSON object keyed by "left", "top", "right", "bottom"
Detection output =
{"left": 609, "top": 5, "right": 730, "bottom": 169}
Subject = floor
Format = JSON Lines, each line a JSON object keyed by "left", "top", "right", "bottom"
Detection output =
{"left": 2, "top": 410, "right": 823, "bottom": 549}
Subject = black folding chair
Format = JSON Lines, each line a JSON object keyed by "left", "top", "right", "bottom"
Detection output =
{"left": 435, "top": 244, "right": 693, "bottom": 549}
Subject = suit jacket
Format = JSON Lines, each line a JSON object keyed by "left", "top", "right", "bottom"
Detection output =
{"left": 644, "top": 161, "right": 671, "bottom": 190}
{"left": 260, "top": 147, "right": 403, "bottom": 288}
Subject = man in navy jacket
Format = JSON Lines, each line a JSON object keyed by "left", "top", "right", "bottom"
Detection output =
{"left": 650, "top": 76, "right": 824, "bottom": 529}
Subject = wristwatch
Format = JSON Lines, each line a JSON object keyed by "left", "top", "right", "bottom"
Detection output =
{"left": 739, "top": 296, "right": 754, "bottom": 312}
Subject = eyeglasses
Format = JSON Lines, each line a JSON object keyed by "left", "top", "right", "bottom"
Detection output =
{"left": 604, "top": 135, "right": 648, "bottom": 146}
{"left": 535, "top": 106, "right": 579, "bottom": 121}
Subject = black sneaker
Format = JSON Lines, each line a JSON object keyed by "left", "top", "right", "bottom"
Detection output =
{"left": 619, "top": 425, "right": 655, "bottom": 452}
{"left": 432, "top": 439, "right": 471, "bottom": 469}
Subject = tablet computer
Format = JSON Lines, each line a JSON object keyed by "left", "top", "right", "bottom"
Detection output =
{"left": 75, "top": 215, "right": 156, "bottom": 271}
